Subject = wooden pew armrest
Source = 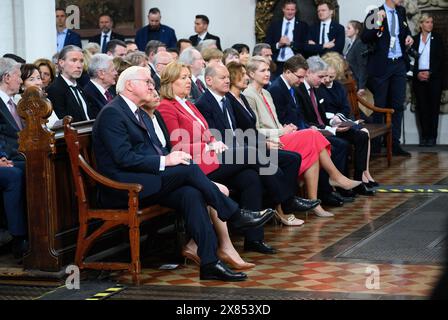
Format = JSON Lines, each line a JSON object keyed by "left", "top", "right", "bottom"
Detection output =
{"left": 78, "top": 155, "right": 143, "bottom": 194}
{"left": 357, "top": 94, "right": 395, "bottom": 115}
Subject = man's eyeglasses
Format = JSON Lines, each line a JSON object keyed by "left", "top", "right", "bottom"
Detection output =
{"left": 131, "top": 79, "right": 155, "bottom": 88}
{"left": 291, "top": 72, "right": 305, "bottom": 80}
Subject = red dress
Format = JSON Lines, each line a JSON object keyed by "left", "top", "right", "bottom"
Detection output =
{"left": 280, "top": 129, "right": 331, "bottom": 176}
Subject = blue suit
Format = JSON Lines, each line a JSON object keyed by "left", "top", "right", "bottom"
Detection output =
{"left": 135, "top": 25, "right": 177, "bottom": 51}
{"left": 64, "top": 29, "right": 82, "bottom": 48}
{"left": 305, "top": 21, "right": 345, "bottom": 56}
{"left": 92, "top": 95, "right": 239, "bottom": 265}
{"left": 83, "top": 81, "right": 115, "bottom": 112}
{"left": 361, "top": 4, "right": 411, "bottom": 148}
{"left": 268, "top": 76, "right": 308, "bottom": 129}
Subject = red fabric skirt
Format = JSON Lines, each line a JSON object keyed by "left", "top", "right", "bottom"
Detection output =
{"left": 279, "top": 129, "right": 331, "bottom": 176}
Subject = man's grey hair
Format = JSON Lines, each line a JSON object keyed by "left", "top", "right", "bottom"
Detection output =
{"left": 58, "top": 45, "right": 83, "bottom": 61}
{"left": 116, "top": 66, "right": 149, "bottom": 94}
{"left": 88, "top": 54, "right": 113, "bottom": 78}
{"left": 204, "top": 64, "right": 222, "bottom": 79}
{"left": 252, "top": 43, "right": 271, "bottom": 57}
{"left": 0, "top": 58, "right": 20, "bottom": 84}
{"left": 153, "top": 51, "right": 172, "bottom": 67}
{"left": 196, "top": 39, "right": 217, "bottom": 53}
{"left": 178, "top": 47, "right": 200, "bottom": 65}
{"left": 306, "top": 55, "right": 328, "bottom": 73}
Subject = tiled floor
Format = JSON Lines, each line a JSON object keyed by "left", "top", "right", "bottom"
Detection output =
{"left": 112, "top": 148, "right": 448, "bottom": 300}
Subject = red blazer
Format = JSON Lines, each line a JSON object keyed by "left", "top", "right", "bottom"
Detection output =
{"left": 158, "top": 98, "right": 220, "bottom": 175}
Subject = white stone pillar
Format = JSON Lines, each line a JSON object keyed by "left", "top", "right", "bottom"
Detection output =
{"left": 22, "top": 0, "right": 56, "bottom": 62}
{"left": 0, "top": 0, "right": 15, "bottom": 55}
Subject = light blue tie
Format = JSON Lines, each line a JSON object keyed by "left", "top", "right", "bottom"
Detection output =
{"left": 280, "top": 22, "right": 291, "bottom": 60}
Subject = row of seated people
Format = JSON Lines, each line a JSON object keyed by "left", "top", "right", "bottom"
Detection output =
{"left": 0, "top": 44, "right": 378, "bottom": 280}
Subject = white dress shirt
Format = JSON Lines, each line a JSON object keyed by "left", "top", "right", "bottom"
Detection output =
{"left": 209, "top": 90, "right": 236, "bottom": 134}
{"left": 100, "top": 30, "right": 112, "bottom": 49}
{"left": 61, "top": 75, "right": 90, "bottom": 121}
{"left": 175, "top": 96, "right": 207, "bottom": 129}
{"left": 277, "top": 17, "right": 295, "bottom": 62}
{"left": 418, "top": 33, "right": 431, "bottom": 71}
{"left": 121, "top": 94, "right": 166, "bottom": 171}
{"left": 319, "top": 19, "right": 332, "bottom": 44}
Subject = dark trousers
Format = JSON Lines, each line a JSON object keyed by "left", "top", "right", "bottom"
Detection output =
{"left": 369, "top": 59, "right": 407, "bottom": 148}
{"left": 413, "top": 77, "right": 443, "bottom": 141}
{"left": 318, "top": 136, "right": 350, "bottom": 194}
{"left": 0, "top": 166, "right": 27, "bottom": 236}
{"left": 142, "top": 163, "right": 239, "bottom": 266}
{"left": 336, "top": 129, "right": 369, "bottom": 180}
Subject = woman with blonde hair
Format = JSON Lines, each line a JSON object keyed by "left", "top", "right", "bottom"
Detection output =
{"left": 411, "top": 13, "right": 445, "bottom": 147}
{"left": 244, "top": 56, "right": 363, "bottom": 217}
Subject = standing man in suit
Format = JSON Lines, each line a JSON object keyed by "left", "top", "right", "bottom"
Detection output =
{"left": 93, "top": 66, "right": 274, "bottom": 281}
{"left": 89, "top": 14, "right": 125, "bottom": 54}
{"left": 361, "top": 0, "right": 414, "bottom": 156}
{"left": 0, "top": 57, "right": 28, "bottom": 258}
{"left": 265, "top": 0, "right": 309, "bottom": 77}
{"left": 56, "top": 8, "right": 82, "bottom": 53}
{"left": 189, "top": 15, "right": 222, "bottom": 51}
{"left": 305, "top": 0, "right": 345, "bottom": 57}
{"left": 47, "top": 46, "right": 99, "bottom": 122}
{"left": 83, "top": 54, "right": 117, "bottom": 112}
{"left": 178, "top": 48, "right": 206, "bottom": 103}
{"left": 411, "top": 13, "right": 445, "bottom": 147}
{"left": 135, "top": 8, "right": 177, "bottom": 51}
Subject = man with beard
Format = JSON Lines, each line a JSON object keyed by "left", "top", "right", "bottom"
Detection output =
{"left": 89, "top": 14, "right": 125, "bottom": 54}
{"left": 135, "top": 8, "right": 178, "bottom": 51}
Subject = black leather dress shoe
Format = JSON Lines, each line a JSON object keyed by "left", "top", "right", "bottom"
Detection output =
{"left": 319, "top": 192, "right": 344, "bottom": 207}
{"left": 393, "top": 146, "right": 411, "bottom": 157}
{"left": 333, "top": 191, "right": 355, "bottom": 203}
{"left": 335, "top": 187, "right": 357, "bottom": 198}
{"left": 353, "top": 183, "right": 376, "bottom": 196}
{"left": 229, "top": 208, "right": 275, "bottom": 232}
{"left": 282, "top": 197, "right": 321, "bottom": 214}
{"left": 366, "top": 181, "right": 380, "bottom": 188}
{"left": 200, "top": 260, "right": 247, "bottom": 282}
{"left": 12, "top": 238, "right": 29, "bottom": 259}
{"left": 244, "top": 240, "right": 277, "bottom": 254}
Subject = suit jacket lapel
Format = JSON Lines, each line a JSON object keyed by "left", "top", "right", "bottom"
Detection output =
{"left": 0, "top": 99, "right": 20, "bottom": 131}
{"left": 206, "top": 91, "right": 230, "bottom": 130}
{"left": 117, "top": 96, "right": 147, "bottom": 131}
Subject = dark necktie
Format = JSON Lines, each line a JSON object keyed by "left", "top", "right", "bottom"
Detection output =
{"left": 70, "top": 85, "right": 88, "bottom": 119}
{"left": 102, "top": 34, "right": 108, "bottom": 53}
{"left": 321, "top": 23, "right": 326, "bottom": 45}
{"left": 105, "top": 90, "right": 114, "bottom": 102}
{"left": 196, "top": 79, "right": 205, "bottom": 94}
{"left": 309, "top": 88, "right": 324, "bottom": 126}
{"left": 280, "top": 21, "right": 291, "bottom": 60}
{"left": 390, "top": 10, "right": 397, "bottom": 55}
{"left": 7, "top": 99, "right": 23, "bottom": 130}
{"left": 289, "top": 87, "right": 297, "bottom": 105}
{"left": 138, "top": 110, "right": 167, "bottom": 156}
{"left": 221, "top": 97, "right": 235, "bottom": 131}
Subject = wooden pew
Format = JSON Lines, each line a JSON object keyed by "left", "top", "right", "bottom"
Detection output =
{"left": 343, "top": 78, "right": 395, "bottom": 166}
{"left": 15, "top": 87, "right": 174, "bottom": 282}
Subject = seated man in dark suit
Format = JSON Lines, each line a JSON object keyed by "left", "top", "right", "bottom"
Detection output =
{"left": 189, "top": 15, "right": 222, "bottom": 51}
{"left": 265, "top": 0, "right": 309, "bottom": 76}
{"left": 135, "top": 8, "right": 177, "bottom": 51}
{"left": 152, "top": 51, "right": 174, "bottom": 93}
{"left": 93, "top": 66, "right": 274, "bottom": 281}
{"left": 195, "top": 64, "right": 320, "bottom": 228}
{"left": 83, "top": 54, "right": 117, "bottom": 112}
{"left": 304, "top": 0, "right": 345, "bottom": 57}
{"left": 56, "top": 8, "right": 82, "bottom": 53}
{"left": 47, "top": 46, "right": 99, "bottom": 122}
{"left": 89, "top": 14, "right": 125, "bottom": 54}
{"left": 297, "top": 56, "right": 374, "bottom": 197}
{"left": 145, "top": 40, "right": 168, "bottom": 81}
{"left": 105, "top": 40, "right": 128, "bottom": 58}
{"left": 0, "top": 57, "right": 28, "bottom": 258}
